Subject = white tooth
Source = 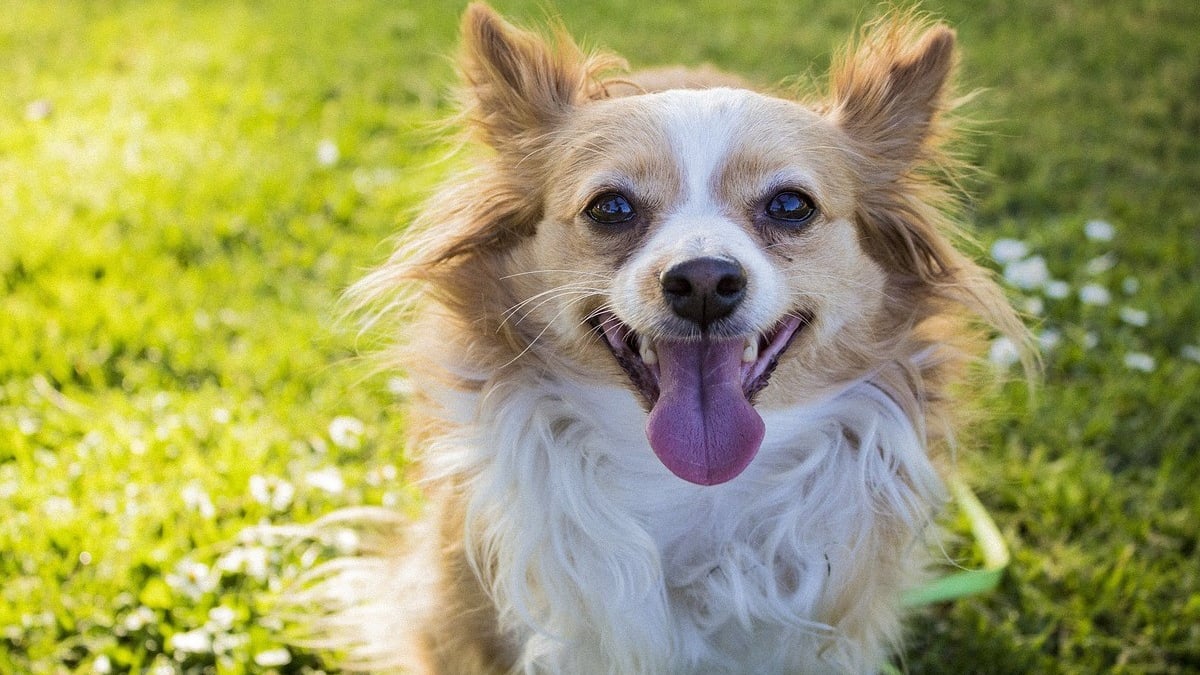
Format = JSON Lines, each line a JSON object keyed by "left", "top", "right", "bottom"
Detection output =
{"left": 742, "top": 337, "right": 759, "bottom": 363}
{"left": 639, "top": 337, "right": 658, "bottom": 365}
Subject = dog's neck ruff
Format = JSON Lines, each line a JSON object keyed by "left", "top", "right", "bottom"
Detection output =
{"left": 430, "top": 366, "right": 945, "bottom": 673}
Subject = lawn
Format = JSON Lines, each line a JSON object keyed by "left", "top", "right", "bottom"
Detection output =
{"left": 1, "top": 1, "right": 1197, "bottom": 673}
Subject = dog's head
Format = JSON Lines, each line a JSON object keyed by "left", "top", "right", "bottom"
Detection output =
{"left": 394, "top": 4, "right": 1024, "bottom": 486}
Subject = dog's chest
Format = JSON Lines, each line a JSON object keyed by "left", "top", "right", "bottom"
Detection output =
{"left": 467, "top": 376, "right": 934, "bottom": 670}
{"left": 636, "top": 447, "right": 835, "bottom": 600}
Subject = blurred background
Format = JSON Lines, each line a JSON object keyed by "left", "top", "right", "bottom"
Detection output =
{"left": 1, "top": 1, "right": 1197, "bottom": 672}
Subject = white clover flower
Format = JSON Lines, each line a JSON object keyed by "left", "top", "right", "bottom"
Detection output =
{"left": 206, "top": 606, "right": 236, "bottom": 633}
{"left": 1085, "top": 253, "right": 1117, "bottom": 276}
{"left": 272, "top": 480, "right": 294, "bottom": 511}
{"left": 211, "top": 407, "right": 232, "bottom": 424}
{"left": 193, "top": 310, "right": 213, "bottom": 331}
{"left": 1182, "top": 345, "right": 1200, "bottom": 363}
{"left": 305, "top": 466, "right": 345, "bottom": 494}
{"left": 387, "top": 376, "right": 412, "bottom": 397}
{"left": 249, "top": 475, "right": 269, "bottom": 504}
{"left": 219, "top": 545, "right": 271, "bottom": 580}
{"left": 249, "top": 475, "right": 295, "bottom": 511}
{"left": 990, "top": 238, "right": 1029, "bottom": 264}
{"left": 170, "top": 628, "right": 212, "bottom": 654}
{"left": 123, "top": 606, "right": 156, "bottom": 632}
{"left": 164, "top": 76, "right": 189, "bottom": 99}
{"left": 1038, "top": 329, "right": 1062, "bottom": 352}
{"left": 212, "top": 631, "right": 249, "bottom": 655}
{"left": 1004, "top": 255, "right": 1050, "bottom": 291}
{"left": 93, "top": 655, "right": 113, "bottom": 674}
{"left": 151, "top": 392, "right": 172, "bottom": 411}
{"left": 154, "top": 414, "right": 184, "bottom": 441}
{"left": 333, "top": 528, "right": 360, "bottom": 555}
{"left": 1123, "top": 352, "right": 1156, "bottom": 373}
{"left": 1079, "top": 284, "right": 1112, "bottom": 306}
{"left": 1044, "top": 280, "right": 1071, "bottom": 300}
{"left": 181, "top": 481, "right": 216, "bottom": 519}
{"left": 308, "top": 436, "right": 329, "bottom": 455}
{"left": 17, "top": 415, "right": 40, "bottom": 435}
{"left": 1121, "top": 277, "right": 1140, "bottom": 295}
{"left": 166, "top": 561, "right": 217, "bottom": 600}
{"left": 988, "top": 336, "right": 1021, "bottom": 368}
{"left": 1119, "top": 307, "right": 1150, "bottom": 327}
{"left": 366, "top": 463, "right": 398, "bottom": 486}
{"left": 25, "top": 99, "right": 52, "bottom": 122}
{"left": 1084, "top": 219, "right": 1115, "bottom": 242}
{"left": 1083, "top": 332, "right": 1100, "bottom": 350}
{"left": 1023, "top": 297, "right": 1045, "bottom": 316}
{"left": 254, "top": 647, "right": 292, "bottom": 667}
{"left": 316, "top": 139, "right": 340, "bottom": 167}
{"left": 215, "top": 548, "right": 243, "bottom": 575}
{"left": 243, "top": 546, "right": 269, "bottom": 580}
{"left": 43, "top": 496, "right": 75, "bottom": 519}
{"left": 329, "top": 416, "right": 365, "bottom": 450}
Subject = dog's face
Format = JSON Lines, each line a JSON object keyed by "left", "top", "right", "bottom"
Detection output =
{"left": 418, "top": 5, "right": 1012, "bottom": 485}
{"left": 513, "top": 91, "right": 887, "bottom": 484}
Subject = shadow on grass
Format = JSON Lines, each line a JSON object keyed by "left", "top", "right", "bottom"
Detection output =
{"left": 900, "top": 607, "right": 1046, "bottom": 675}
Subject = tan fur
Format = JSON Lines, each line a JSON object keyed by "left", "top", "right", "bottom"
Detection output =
{"left": 418, "top": 487, "right": 515, "bottom": 674}
{"left": 342, "top": 4, "right": 1031, "bottom": 672}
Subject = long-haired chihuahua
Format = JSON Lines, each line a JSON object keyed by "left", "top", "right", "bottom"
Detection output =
{"left": 306, "top": 4, "right": 1029, "bottom": 673}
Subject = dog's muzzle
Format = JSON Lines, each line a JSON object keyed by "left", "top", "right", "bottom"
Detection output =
{"left": 590, "top": 256, "right": 809, "bottom": 485}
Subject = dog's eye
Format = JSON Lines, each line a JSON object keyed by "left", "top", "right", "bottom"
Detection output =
{"left": 765, "top": 191, "right": 817, "bottom": 226}
{"left": 584, "top": 192, "right": 637, "bottom": 226}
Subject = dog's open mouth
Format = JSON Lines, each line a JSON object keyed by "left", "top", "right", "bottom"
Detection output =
{"left": 590, "top": 311, "right": 809, "bottom": 486}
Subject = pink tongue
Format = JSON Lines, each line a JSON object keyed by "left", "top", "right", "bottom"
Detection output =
{"left": 645, "top": 338, "right": 765, "bottom": 485}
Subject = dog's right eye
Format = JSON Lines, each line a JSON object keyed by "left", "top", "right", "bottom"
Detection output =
{"left": 765, "top": 190, "right": 817, "bottom": 226}
{"left": 584, "top": 192, "right": 637, "bottom": 226}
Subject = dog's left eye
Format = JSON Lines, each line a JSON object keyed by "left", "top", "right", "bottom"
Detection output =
{"left": 584, "top": 192, "right": 637, "bottom": 226}
{"left": 765, "top": 191, "right": 817, "bottom": 225}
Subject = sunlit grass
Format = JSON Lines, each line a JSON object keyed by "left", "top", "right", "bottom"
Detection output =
{"left": 2, "top": 1, "right": 1198, "bottom": 672}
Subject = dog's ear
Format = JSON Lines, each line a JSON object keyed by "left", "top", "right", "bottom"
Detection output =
{"left": 826, "top": 15, "right": 963, "bottom": 288}
{"left": 830, "top": 16, "right": 956, "bottom": 168}
{"left": 458, "top": 3, "right": 622, "bottom": 149}
{"left": 827, "top": 17, "right": 1031, "bottom": 368}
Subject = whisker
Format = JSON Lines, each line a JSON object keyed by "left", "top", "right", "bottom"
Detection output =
{"left": 502, "top": 283, "right": 604, "bottom": 316}
{"left": 500, "top": 269, "right": 613, "bottom": 281}
{"left": 501, "top": 284, "right": 606, "bottom": 325}
{"left": 499, "top": 293, "right": 603, "bottom": 369}
{"left": 585, "top": 306, "right": 625, "bottom": 333}
{"left": 784, "top": 273, "right": 907, "bottom": 305}
{"left": 502, "top": 288, "right": 604, "bottom": 327}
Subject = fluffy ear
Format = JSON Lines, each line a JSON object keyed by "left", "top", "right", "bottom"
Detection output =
{"left": 822, "top": 15, "right": 963, "bottom": 287}
{"left": 830, "top": 16, "right": 957, "bottom": 167}
{"left": 829, "top": 17, "right": 1032, "bottom": 370}
{"left": 458, "top": 3, "right": 622, "bottom": 149}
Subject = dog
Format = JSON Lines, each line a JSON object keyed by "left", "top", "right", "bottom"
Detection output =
{"left": 309, "top": 4, "right": 1030, "bottom": 673}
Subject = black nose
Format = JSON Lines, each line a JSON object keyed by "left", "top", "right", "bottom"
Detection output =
{"left": 660, "top": 257, "right": 747, "bottom": 328}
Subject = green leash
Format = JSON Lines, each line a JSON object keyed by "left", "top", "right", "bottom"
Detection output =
{"left": 883, "top": 476, "right": 1011, "bottom": 674}
{"left": 902, "top": 476, "right": 1011, "bottom": 607}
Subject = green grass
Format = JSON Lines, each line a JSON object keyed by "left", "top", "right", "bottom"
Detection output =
{"left": 1, "top": 1, "right": 1197, "bottom": 672}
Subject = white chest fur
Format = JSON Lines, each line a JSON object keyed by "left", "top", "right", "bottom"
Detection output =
{"left": 439, "top": 374, "right": 945, "bottom": 674}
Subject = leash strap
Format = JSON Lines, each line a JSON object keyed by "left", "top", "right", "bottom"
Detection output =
{"left": 882, "top": 476, "right": 1010, "bottom": 675}
{"left": 901, "top": 475, "right": 1011, "bottom": 607}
